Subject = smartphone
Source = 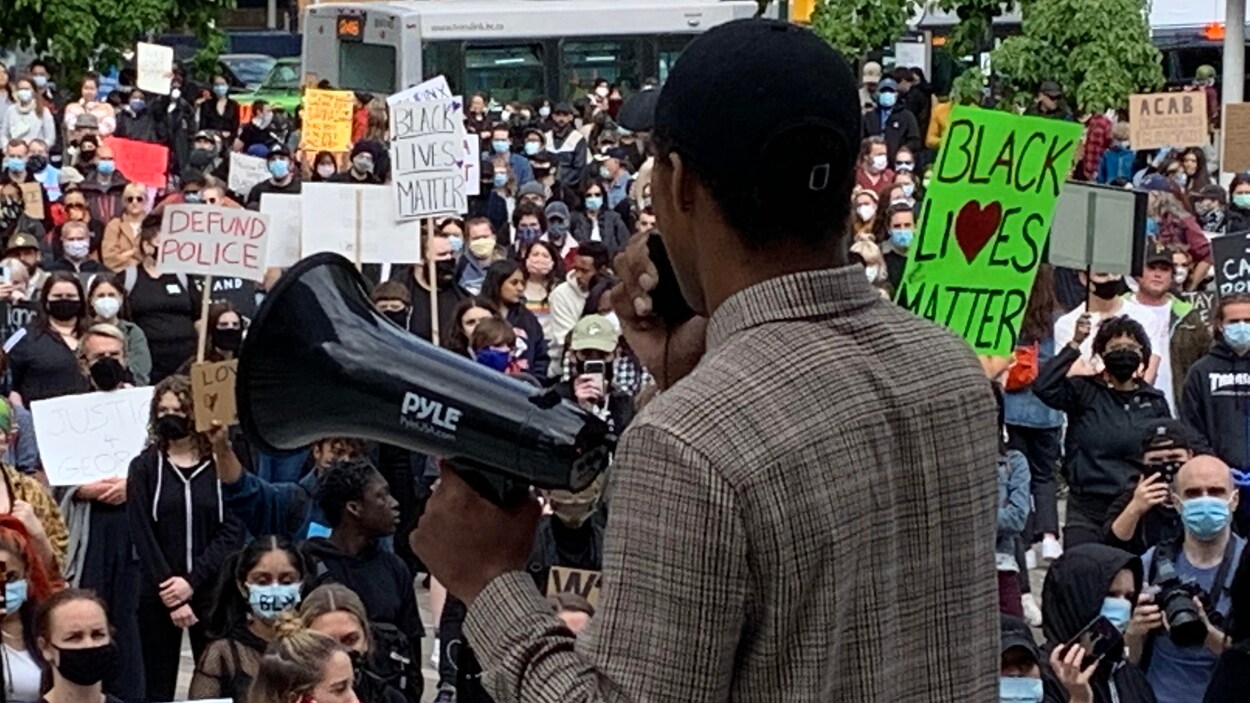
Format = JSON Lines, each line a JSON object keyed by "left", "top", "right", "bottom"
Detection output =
{"left": 1065, "top": 616, "right": 1123, "bottom": 668}
{"left": 0, "top": 266, "right": 10, "bottom": 286}
{"left": 646, "top": 234, "right": 696, "bottom": 327}
{"left": 582, "top": 360, "right": 606, "bottom": 396}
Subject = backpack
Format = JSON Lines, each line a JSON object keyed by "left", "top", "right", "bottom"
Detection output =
{"left": 1004, "top": 342, "right": 1039, "bottom": 391}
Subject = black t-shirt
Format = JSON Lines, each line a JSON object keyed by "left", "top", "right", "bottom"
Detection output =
{"left": 5, "top": 325, "right": 90, "bottom": 402}
{"left": 127, "top": 270, "right": 199, "bottom": 382}
{"left": 246, "top": 177, "right": 301, "bottom": 207}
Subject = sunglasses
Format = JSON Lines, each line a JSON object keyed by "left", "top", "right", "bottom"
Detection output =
{"left": 66, "top": 203, "right": 86, "bottom": 209}
{"left": 125, "top": 196, "right": 144, "bottom": 203}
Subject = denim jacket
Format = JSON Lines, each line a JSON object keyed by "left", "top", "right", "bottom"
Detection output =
{"left": 1003, "top": 336, "right": 1065, "bottom": 429}
{"left": 996, "top": 449, "right": 1031, "bottom": 571}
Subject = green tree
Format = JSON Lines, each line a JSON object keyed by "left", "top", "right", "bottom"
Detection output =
{"left": 809, "top": 0, "right": 917, "bottom": 58}
{"left": 0, "top": 0, "right": 234, "bottom": 79}
{"left": 987, "top": 0, "right": 1163, "bottom": 113}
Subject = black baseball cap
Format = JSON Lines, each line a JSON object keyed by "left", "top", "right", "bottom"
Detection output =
{"left": 1144, "top": 241, "right": 1174, "bottom": 267}
{"left": 1142, "top": 419, "right": 1193, "bottom": 453}
{"left": 1000, "top": 615, "right": 1040, "bottom": 663}
{"left": 653, "top": 19, "right": 861, "bottom": 204}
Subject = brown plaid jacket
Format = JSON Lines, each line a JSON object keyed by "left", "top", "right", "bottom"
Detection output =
{"left": 466, "top": 266, "right": 1000, "bottom": 702}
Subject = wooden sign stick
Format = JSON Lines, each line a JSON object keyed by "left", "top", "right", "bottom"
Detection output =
{"left": 196, "top": 275, "right": 214, "bottom": 363}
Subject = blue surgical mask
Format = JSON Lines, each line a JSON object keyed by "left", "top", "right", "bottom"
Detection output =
{"left": 5, "top": 579, "right": 27, "bottom": 613}
{"left": 473, "top": 347, "right": 511, "bottom": 372}
{"left": 1235, "top": 193, "right": 1250, "bottom": 209}
{"left": 999, "top": 676, "right": 1044, "bottom": 703}
{"left": 517, "top": 225, "right": 542, "bottom": 244}
{"left": 1116, "top": 140, "right": 1131, "bottom": 150}
{"left": 539, "top": 106, "right": 551, "bottom": 118}
{"left": 213, "top": 84, "right": 229, "bottom": 97}
{"left": 599, "top": 166, "right": 611, "bottom": 180}
{"left": 32, "top": 75, "right": 47, "bottom": 89}
{"left": 129, "top": 99, "right": 145, "bottom": 112}
{"left": 96, "top": 159, "right": 115, "bottom": 176}
{"left": 890, "top": 228, "right": 914, "bottom": 249}
{"left": 247, "top": 582, "right": 302, "bottom": 620}
{"left": 1225, "top": 321, "right": 1250, "bottom": 353}
{"left": 1180, "top": 496, "right": 1233, "bottom": 541}
{"left": 492, "top": 139, "right": 510, "bottom": 155}
{"left": 184, "top": 192, "right": 201, "bottom": 204}
{"left": 878, "top": 91, "right": 897, "bottom": 108}
{"left": 448, "top": 235, "right": 464, "bottom": 254}
{"left": 524, "top": 141, "right": 541, "bottom": 156}
{"left": 268, "top": 159, "right": 290, "bottom": 179}
{"left": 901, "top": 183, "right": 916, "bottom": 198}
{"left": 492, "top": 172, "right": 508, "bottom": 188}
{"left": 3, "top": 157, "right": 26, "bottom": 173}
{"left": 1173, "top": 172, "right": 1188, "bottom": 187}
{"left": 1145, "top": 218, "right": 1159, "bottom": 237}
{"left": 584, "top": 196, "right": 603, "bottom": 212}
{"left": 1100, "top": 596, "right": 1133, "bottom": 633}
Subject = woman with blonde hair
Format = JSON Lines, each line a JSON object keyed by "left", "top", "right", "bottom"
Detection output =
{"left": 299, "top": 585, "right": 405, "bottom": 703}
{"left": 248, "top": 614, "right": 357, "bottom": 703}
{"left": 101, "top": 182, "right": 148, "bottom": 270}
{"left": 850, "top": 188, "right": 879, "bottom": 240}
{"left": 850, "top": 239, "right": 887, "bottom": 286}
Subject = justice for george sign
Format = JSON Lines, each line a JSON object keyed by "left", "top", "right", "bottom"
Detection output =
{"left": 158, "top": 205, "right": 270, "bottom": 282}
{"left": 389, "top": 98, "right": 468, "bottom": 220}
{"left": 301, "top": 89, "right": 355, "bottom": 153}
{"left": 896, "top": 106, "right": 1082, "bottom": 357}
{"left": 31, "top": 387, "right": 153, "bottom": 486}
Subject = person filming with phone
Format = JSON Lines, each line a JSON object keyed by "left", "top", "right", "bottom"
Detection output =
{"left": 556, "top": 314, "right": 634, "bottom": 433}
{"left": 1127, "top": 456, "right": 1244, "bottom": 703}
{"left": 1104, "top": 420, "right": 1194, "bottom": 555}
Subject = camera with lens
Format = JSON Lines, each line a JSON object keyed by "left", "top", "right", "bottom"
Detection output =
{"left": 1153, "top": 550, "right": 1217, "bottom": 647}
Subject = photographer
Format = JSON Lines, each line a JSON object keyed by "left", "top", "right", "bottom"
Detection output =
{"left": 555, "top": 314, "right": 634, "bottom": 433}
{"left": 1104, "top": 420, "right": 1193, "bottom": 555}
{"left": 1128, "top": 456, "right": 1245, "bottom": 703}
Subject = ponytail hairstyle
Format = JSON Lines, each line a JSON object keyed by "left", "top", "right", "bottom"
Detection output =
{"left": 298, "top": 583, "right": 373, "bottom": 654}
{"left": 247, "top": 613, "right": 344, "bottom": 703}
{"left": 206, "top": 535, "right": 310, "bottom": 639}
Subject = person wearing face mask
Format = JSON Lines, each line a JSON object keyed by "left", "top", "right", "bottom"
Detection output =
{"left": 24, "top": 138, "right": 59, "bottom": 202}
{"left": 571, "top": 178, "right": 631, "bottom": 258}
{"left": 370, "top": 281, "right": 412, "bottom": 330}
{"left": 1035, "top": 315, "right": 1172, "bottom": 548}
{"left": 1142, "top": 177, "right": 1211, "bottom": 289}
{"left": 114, "top": 88, "right": 162, "bottom": 144}
{"left": 175, "top": 302, "right": 245, "bottom": 373}
{"left": 79, "top": 142, "right": 130, "bottom": 227}
{"left": 854, "top": 136, "right": 894, "bottom": 197}
{"left": 0, "top": 190, "right": 49, "bottom": 268}
{"left": 239, "top": 100, "right": 280, "bottom": 151}
{"left": 0, "top": 514, "right": 63, "bottom": 703}
{"left": 480, "top": 259, "right": 549, "bottom": 375}
{"left": 312, "top": 151, "right": 340, "bottom": 182}
{"left": 328, "top": 141, "right": 382, "bottom": 185}
{"left": 455, "top": 218, "right": 504, "bottom": 295}
{"left": 2, "top": 140, "right": 54, "bottom": 237}
{"left": 122, "top": 217, "right": 201, "bottom": 382}
{"left": 1104, "top": 420, "right": 1193, "bottom": 557}
{"left": 299, "top": 584, "right": 407, "bottom": 703}
{"left": 4, "top": 272, "right": 91, "bottom": 404}
{"left": 1129, "top": 457, "right": 1244, "bottom": 703}
{"left": 36, "top": 590, "right": 127, "bottom": 703}
{"left": 246, "top": 145, "right": 301, "bottom": 207}
{"left": 85, "top": 275, "right": 151, "bottom": 384}
{"left": 1191, "top": 184, "right": 1227, "bottom": 235}
{"left": 542, "top": 200, "right": 580, "bottom": 268}
{"left": 190, "top": 537, "right": 310, "bottom": 703}
{"left": 1097, "top": 122, "right": 1136, "bottom": 185}
{"left": 489, "top": 122, "right": 534, "bottom": 185}
{"left": 510, "top": 201, "right": 546, "bottom": 254}
{"left": 187, "top": 130, "right": 229, "bottom": 184}
{"left": 521, "top": 240, "right": 564, "bottom": 339}
{"left": 1053, "top": 271, "right": 1129, "bottom": 373}
{"left": 47, "top": 220, "right": 102, "bottom": 273}
{"left": 466, "top": 156, "right": 512, "bottom": 239}
{"left": 1224, "top": 174, "right": 1250, "bottom": 234}
{"left": 1040, "top": 544, "right": 1154, "bottom": 703}
{"left": 874, "top": 202, "right": 915, "bottom": 289}
{"left": 3, "top": 78, "right": 56, "bottom": 147}
{"left": 127, "top": 375, "right": 246, "bottom": 702}
{"left": 199, "top": 74, "right": 241, "bottom": 143}
{"left": 999, "top": 615, "right": 1046, "bottom": 703}
{"left": 861, "top": 78, "right": 920, "bottom": 164}
{"left": 390, "top": 229, "right": 466, "bottom": 341}
{"left": 596, "top": 146, "right": 633, "bottom": 210}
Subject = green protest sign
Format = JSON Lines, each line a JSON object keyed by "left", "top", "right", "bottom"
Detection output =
{"left": 896, "top": 106, "right": 1082, "bottom": 357}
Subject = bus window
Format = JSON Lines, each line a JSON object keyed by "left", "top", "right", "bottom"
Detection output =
{"left": 338, "top": 42, "right": 397, "bottom": 93}
{"left": 656, "top": 36, "right": 694, "bottom": 87}
{"left": 465, "top": 44, "right": 544, "bottom": 103}
{"left": 560, "top": 40, "right": 640, "bottom": 99}
{"left": 423, "top": 41, "right": 463, "bottom": 95}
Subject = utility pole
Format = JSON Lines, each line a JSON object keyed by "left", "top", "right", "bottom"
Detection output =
{"left": 1226, "top": 0, "right": 1245, "bottom": 105}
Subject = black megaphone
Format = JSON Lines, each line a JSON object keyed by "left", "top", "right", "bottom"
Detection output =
{"left": 236, "top": 252, "right": 615, "bottom": 506}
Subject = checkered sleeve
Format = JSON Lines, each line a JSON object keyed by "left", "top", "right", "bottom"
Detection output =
{"left": 465, "top": 423, "right": 749, "bottom": 703}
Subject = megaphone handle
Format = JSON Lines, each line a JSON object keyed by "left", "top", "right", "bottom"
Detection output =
{"left": 456, "top": 467, "right": 533, "bottom": 508}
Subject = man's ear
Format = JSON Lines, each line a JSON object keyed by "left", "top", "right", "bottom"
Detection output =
{"left": 666, "top": 152, "right": 694, "bottom": 213}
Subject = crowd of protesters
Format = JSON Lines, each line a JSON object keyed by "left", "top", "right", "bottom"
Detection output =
{"left": 0, "top": 21, "right": 1246, "bottom": 703}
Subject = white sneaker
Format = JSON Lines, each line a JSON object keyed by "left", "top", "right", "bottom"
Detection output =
{"left": 430, "top": 637, "right": 440, "bottom": 669}
{"left": 1021, "top": 594, "right": 1043, "bottom": 628}
{"left": 1041, "top": 535, "right": 1063, "bottom": 563}
{"left": 1025, "top": 548, "right": 1038, "bottom": 571}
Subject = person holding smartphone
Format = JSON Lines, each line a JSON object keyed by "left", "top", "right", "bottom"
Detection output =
{"left": 556, "top": 314, "right": 634, "bottom": 433}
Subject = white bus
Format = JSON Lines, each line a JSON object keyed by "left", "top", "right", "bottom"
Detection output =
{"left": 301, "top": 0, "right": 762, "bottom": 101}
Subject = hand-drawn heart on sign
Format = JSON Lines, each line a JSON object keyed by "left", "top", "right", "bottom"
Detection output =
{"left": 955, "top": 201, "right": 1003, "bottom": 263}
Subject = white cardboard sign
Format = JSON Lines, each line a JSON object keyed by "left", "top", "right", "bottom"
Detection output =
{"left": 299, "top": 183, "right": 422, "bottom": 264}
{"left": 258, "top": 193, "right": 302, "bottom": 268}
{"left": 389, "top": 98, "right": 468, "bottom": 220}
{"left": 32, "top": 387, "right": 154, "bottom": 486}
{"left": 228, "top": 153, "right": 271, "bottom": 196}
{"left": 158, "top": 205, "right": 270, "bottom": 282}
{"left": 136, "top": 42, "right": 174, "bottom": 95}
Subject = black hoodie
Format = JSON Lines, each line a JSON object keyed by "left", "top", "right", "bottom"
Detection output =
{"left": 1041, "top": 544, "right": 1156, "bottom": 703}
{"left": 301, "top": 537, "right": 422, "bottom": 636}
{"left": 1035, "top": 345, "right": 1172, "bottom": 498}
{"left": 1181, "top": 340, "right": 1250, "bottom": 468}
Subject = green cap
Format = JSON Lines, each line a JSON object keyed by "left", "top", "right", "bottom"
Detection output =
{"left": 1196, "top": 65, "right": 1216, "bottom": 81}
{"left": 569, "top": 314, "right": 619, "bottom": 353}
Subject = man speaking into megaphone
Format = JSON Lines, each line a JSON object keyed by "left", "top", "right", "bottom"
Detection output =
{"left": 412, "top": 18, "right": 1002, "bottom": 702}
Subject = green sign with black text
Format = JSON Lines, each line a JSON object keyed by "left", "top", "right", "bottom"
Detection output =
{"left": 895, "top": 106, "right": 1083, "bottom": 357}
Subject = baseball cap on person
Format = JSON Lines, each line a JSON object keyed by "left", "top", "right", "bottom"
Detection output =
{"left": 1196, "top": 183, "right": 1227, "bottom": 203}
{"left": 5, "top": 232, "right": 40, "bottom": 255}
{"left": 999, "top": 615, "right": 1040, "bottom": 664}
{"left": 1144, "top": 241, "right": 1174, "bottom": 267}
{"left": 1039, "top": 81, "right": 1063, "bottom": 98}
{"left": 1140, "top": 173, "right": 1173, "bottom": 192}
{"left": 652, "top": 19, "right": 861, "bottom": 216}
{"left": 861, "top": 61, "right": 882, "bottom": 85}
{"left": 246, "top": 143, "right": 270, "bottom": 158}
{"left": 544, "top": 201, "right": 570, "bottom": 223}
{"left": 74, "top": 114, "right": 99, "bottom": 130}
{"left": 1141, "top": 419, "right": 1193, "bottom": 453}
{"left": 553, "top": 102, "right": 574, "bottom": 115}
{"left": 570, "top": 314, "right": 620, "bottom": 353}
{"left": 518, "top": 181, "right": 546, "bottom": 200}
{"left": 266, "top": 144, "right": 291, "bottom": 160}
{"left": 876, "top": 78, "right": 899, "bottom": 94}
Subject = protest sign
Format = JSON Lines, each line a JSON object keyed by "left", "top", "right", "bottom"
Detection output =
{"left": 463, "top": 133, "right": 481, "bottom": 198}
{"left": 545, "top": 566, "right": 602, "bottom": 607}
{"left": 0, "top": 300, "right": 36, "bottom": 346}
{"left": 190, "top": 360, "right": 238, "bottom": 432}
{"left": 896, "top": 106, "right": 1083, "bottom": 357}
{"left": 32, "top": 387, "right": 153, "bottom": 486}
{"left": 1181, "top": 291, "right": 1215, "bottom": 327}
{"left": 135, "top": 42, "right": 174, "bottom": 95}
{"left": 158, "top": 205, "right": 270, "bottom": 281}
{"left": 1047, "top": 180, "right": 1147, "bottom": 277}
{"left": 301, "top": 89, "right": 355, "bottom": 153}
{"left": 259, "top": 193, "right": 302, "bottom": 267}
{"left": 389, "top": 98, "right": 468, "bottom": 219}
{"left": 300, "top": 183, "right": 421, "bottom": 263}
{"left": 18, "top": 182, "right": 43, "bottom": 220}
{"left": 1223, "top": 103, "right": 1250, "bottom": 173}
{"left": 1128, "top": 92, "right": 1208, "bottom": 151}
{"left": 1213, "top": 231, "right": 1250, "bottom": 296}
{"left": 103, "top": 137, "right": 169, "bottom": 188}
{"left": 387, "top": 75, "right": 452, "bottom": 107}
{"left": 193, "top": 276, "right": 258, "bottom": 321}
{"left": 228, "top": 153, "right": 271, "bottom": 196}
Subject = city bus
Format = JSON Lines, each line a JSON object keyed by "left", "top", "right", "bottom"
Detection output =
{"left": 301, "top": 0, "right": 763, "bottom": 102}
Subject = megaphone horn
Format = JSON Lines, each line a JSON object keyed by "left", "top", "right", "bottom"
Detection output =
{"left": 237, "top": 253, "right": 614, "bottom": 505}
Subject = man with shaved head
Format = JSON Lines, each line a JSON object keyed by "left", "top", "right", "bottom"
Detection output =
{"left": 1128, "top": 456, "right": 1245, "bottom": 703}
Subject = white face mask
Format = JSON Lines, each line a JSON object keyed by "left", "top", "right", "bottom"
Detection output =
{"left": 870, "top": 154, "right": 888, "bottom": 172}
{"left": 856, "top": 204, "right": 877, "bottom": 222}
{"left": 316, "top": 164, "right": 336, "bottom": 178}
{"left": 1173, "top": 267, "right": 1188, "bottom": 285}
{"left": 864, "top": 265, "right": 879, "bottom": 282}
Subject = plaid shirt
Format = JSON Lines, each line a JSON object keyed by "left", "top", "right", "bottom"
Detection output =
{"left": 466, "top": 267, "right": 1000, "bottom": 702}
{"left": 1081, "top": 114, "right": 1114, "bottom": 181}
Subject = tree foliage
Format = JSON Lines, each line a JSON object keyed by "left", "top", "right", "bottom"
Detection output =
{"left": 0, "top": 0, "right": 234, "bottom": 78}
{"left": 935, "top": 0, "right": 1002, "bottom": 58}
{"left": 987, "top": 0, "right": 1163, "bottom": 113}
{"left": 809, "top": 0, "right": 918, "bottom": 59}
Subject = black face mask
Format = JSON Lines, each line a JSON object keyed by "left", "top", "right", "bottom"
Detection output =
{"left": 54, "top": 642, "right": 117, "bottom": 686}
{"left": 189, "top": 149, "right": 214, "bottom": 168}
{"left": 382, "top": 309, "right": 409, "bottom": 326}
{"left": 1090, "top": 278, "right": 1122, "bottom": 300}
{"left": 26, "top": 155, "right": 47, "bottom": 173}
{"left": 1102, "top": 348, "right": 1142, "bottom": 382}
{"left": 89, "top": 357, "right": 126, "bottom": 391}
{"left": 46, "top": 299, "right": 83, "bottom": 322}
{"left": 212, "top": 327, "right": 243, "bottom": 353}
{"left": 155, "top": 414, "right": 191, "bottom": 442}
{"left": 434, "top": 259, "right": 457, "bottom": 289}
